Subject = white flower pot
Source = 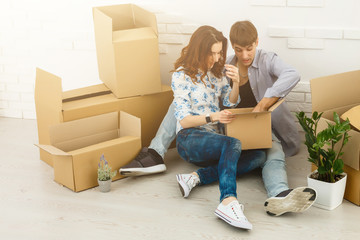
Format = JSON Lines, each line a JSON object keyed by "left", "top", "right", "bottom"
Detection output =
{"left": 307, "top": 170, "right": 347, "bottom": 210}
{"left": 98, "top": 179, "right": 112, "bottom": 192}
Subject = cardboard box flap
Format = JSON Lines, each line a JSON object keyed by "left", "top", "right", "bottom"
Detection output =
{"left": 311, "top": 70, "right": 360, "bottom": 112}
{"left": 317, "top": 118, "right": 360, "bottom": 170}
{"left": 53, "top": 130, "right": 119, "bottom": 153}
{"left": 119, "top": 111, "right": 141, "bottom": 138}
{"left": 341, "top": 105, "right": 360, "bottom": 131}
{"left": 229, "top": 107, "right": 269, "bottom": 116}
{"left": 113, "top": 27, "right": 156, "bottom": 42}
{"left": 49, "top": 112, "right": 119, "bottom": 150}
{"left": 268, "top": 98, "right": 285, "bottom": 112}
{"left": 35, "top": 68, "right": 63, "bottom": 145}
{"left": 62, "top": 84, "right": 111, "bottom": 103}
{"left": 132, "top": 4, "right": 158, "bottom": 35}
{"left": 68, "top": 136, "right": 140, "bottom": 156}
{"left": 94, "top": 4, "right": 157, "bottom": 34}
{"left": 35, "top": 144, "right": 70, "bottom": 156}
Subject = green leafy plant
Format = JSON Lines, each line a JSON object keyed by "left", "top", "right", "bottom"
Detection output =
{"left": 296, "top": 111, "right": 351, "bottom": 183}
{"left": 97, "top": 154, "right": 117, "bottom": 181}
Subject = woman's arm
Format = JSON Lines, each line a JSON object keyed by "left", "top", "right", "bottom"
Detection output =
{"left": 179, "top": 110, "right": 235, "bottom": 129}
{"left": 225, "top": 64, "right": 240, "bottom": 104}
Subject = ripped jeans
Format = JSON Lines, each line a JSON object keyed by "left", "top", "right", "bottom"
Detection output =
{"left": 176, "top": 127, "right": 266, "bottom": 202}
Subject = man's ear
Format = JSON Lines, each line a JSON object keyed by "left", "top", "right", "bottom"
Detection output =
{"left": 255, "top": 38, "right": 259, "bottom": 47}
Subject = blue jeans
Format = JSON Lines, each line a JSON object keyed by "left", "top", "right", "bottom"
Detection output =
{"left": 150, "top": 102, "right": 289, "bottom": 198}
{"left": 177, "top": 127, "right": 244, "bottom": 202}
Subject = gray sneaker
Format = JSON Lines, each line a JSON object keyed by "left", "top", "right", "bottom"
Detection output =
{"left": 119, "top": 147, "right": 166, "bottom": 176}
{"left": 264, "top": 187, "right": 317, "bottom": 216}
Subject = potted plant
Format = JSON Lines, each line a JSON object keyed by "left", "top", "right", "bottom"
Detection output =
{"left": 97, "top": 154, "right": 117, "bottom": 192}
{"left": 296, "top": 111, "right": 351, "bottom": 210}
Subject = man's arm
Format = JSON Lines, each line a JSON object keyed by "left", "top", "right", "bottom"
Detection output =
{"left": 252, "top": 97, "right": 279, "bottom": 112}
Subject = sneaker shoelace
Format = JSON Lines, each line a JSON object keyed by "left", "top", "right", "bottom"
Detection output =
{"left": 186, "top": 175, "right": 200, "bottom": 188}
{"left": 229, "top": 202, "right": 246, "bottom": 220}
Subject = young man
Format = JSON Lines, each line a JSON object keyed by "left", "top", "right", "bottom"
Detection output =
{"left": 120, "top": 21, "right": 316, "bottom": 217}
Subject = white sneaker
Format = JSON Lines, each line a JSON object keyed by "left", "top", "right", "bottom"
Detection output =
{"left": 176, "top": 173, "right": 200, "bottom": 198}
{"left": 215, "top": 200, "right": 253, "bottom": 230}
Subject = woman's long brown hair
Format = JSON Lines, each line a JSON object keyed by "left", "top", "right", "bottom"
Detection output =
{"left": 172, "top": 25, "right": 227, "bottom": 85}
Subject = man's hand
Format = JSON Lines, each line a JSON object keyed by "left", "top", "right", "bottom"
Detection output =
{"left": 211, "top": 110, "right": 236, "bottom": 124}
{"left": 252, "top": 97, "right": 279, "bottom": 112}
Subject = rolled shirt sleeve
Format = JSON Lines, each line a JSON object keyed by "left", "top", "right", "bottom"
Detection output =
{"left": 263, "top": 53, "right": 300, "bottom": 98}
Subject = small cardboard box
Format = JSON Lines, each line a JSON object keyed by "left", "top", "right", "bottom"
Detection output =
{"left": 93, "top": 4, "right": 161, "bottom": 98}
{"left": 35, "top": 68, "right": 173, "bottom": 166}
{"left": 311, "top": 70, "right": 360, "bottom": 206}
{"left": 36, "top": 111, "right": 141, "bottom": 192}
{"left": 225, "top": 99, "right": 284, "bottom": 150}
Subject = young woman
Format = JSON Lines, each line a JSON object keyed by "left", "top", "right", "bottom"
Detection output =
{"left": 171, "top": 25, "right": 266, "bottom": 230}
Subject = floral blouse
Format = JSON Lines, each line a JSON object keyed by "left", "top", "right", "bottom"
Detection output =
{"left": 171, "top": 69, "right": 240, "bottom": 134}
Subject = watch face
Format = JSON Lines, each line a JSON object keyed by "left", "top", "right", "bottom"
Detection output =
{"left": 206, "top": 115, "right": 211, "bottom": 123}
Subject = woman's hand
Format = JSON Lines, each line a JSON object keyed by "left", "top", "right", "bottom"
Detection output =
{"left": 225, "top": 64, "right": 240, "bottom": 85}
{"left": 211, "top": 110, "right": 236, "bottom": 124}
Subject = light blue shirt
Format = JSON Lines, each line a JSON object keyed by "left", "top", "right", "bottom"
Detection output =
{"left": 227, "top": 49, "right": 301, "bottom": 157}
{"left": 171, "top": 70, "right": 240, "bottom": 134}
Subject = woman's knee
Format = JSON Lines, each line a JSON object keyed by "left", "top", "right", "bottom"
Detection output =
{"left": 224, "top": 137, "right": 242, "bottom": 153}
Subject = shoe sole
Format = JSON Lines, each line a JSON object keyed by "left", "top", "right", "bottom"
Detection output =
{"left": 264, "top": 187, "right": 317, "bottom": 217}
{"left": 176, "top": 174, "right": 189, "bottom": 198}
{"left": 119, "top": 164, "right": 166, "bottom": 176}
{"left": 214, "top": 210, "right": 252, "bottom": 230}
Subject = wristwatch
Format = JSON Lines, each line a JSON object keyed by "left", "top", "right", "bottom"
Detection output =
{"left": 205, "top": 114, "right": 212, "bottom": 123}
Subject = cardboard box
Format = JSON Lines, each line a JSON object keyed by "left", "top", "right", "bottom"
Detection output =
{"left": 92, "top": 4, "right": 161, "bottom": 98}
{"left": 225, "top": 99, "right": 284, "bottom": 150}
{"left": 311, "top": 70, "right": 360, "bottom": 206}
{"left": 36, "top": 111, "right": 141, "bottom": 192}
{"left": 341, "top": 105, "right": 360, "bottom": 131}
{"left": 35, "top": 68, "right": 173, "bottom": 166}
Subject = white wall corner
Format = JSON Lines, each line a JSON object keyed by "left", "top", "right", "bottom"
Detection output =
{"left": 268, "top": 26, "right": 304, "bottom": 38}
{"left": 251, "top": 0, "right": 286, "bottom": 6}
{"left": 287, "top": 0, "right": 324, "bottom": 8}
{"left": 305, "top": 28, "right": 342, "bottom": 39}
{"left": 343, "top": 29, "right": 360, "bottom": 40}
{"left": 288, "top": 38, "right": 324, "bottom": 49}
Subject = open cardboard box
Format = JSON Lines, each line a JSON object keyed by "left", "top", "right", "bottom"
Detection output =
{"left": 93, "top": 4, "right": 161, "bottom": 98}
{"left": 225, "top": 99, "right": 284, "bottom": 150}
{"left": 36, "top": 111, "right": 141, "bottom": 192}
{"left": 35, "top": 68, "right": 173, "bottom": 166}
{"left": 311, "top": 70, "right": 360, "bottom": 206}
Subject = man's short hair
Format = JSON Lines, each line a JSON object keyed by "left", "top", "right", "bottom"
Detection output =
{"left": 230, "top": 21, "right": 258, "bottom": 47}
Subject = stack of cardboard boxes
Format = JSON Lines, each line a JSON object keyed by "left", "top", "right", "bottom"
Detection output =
{"left": 311, "top": 70, "right": 360, "bottom": 206}
{"left": 35, "top": 4, "right": 173, "bottom": 192}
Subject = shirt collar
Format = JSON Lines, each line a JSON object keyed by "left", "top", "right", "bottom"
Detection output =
{"left": 251, "top": 48, "right": 260, "bottom": 69}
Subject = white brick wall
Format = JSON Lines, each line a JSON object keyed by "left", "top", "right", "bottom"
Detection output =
{"left": 1, "top": 0, "right": 359, "bottom": 120}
